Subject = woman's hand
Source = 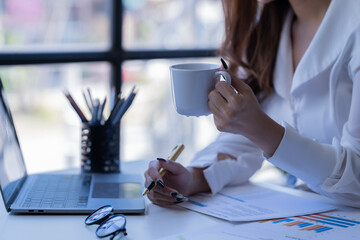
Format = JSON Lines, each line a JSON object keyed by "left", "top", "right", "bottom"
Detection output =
{"left": 208, "top": 79, "right": 262, "bottom": 136}
{"left": 144, "top": 159, "right": 209, "bottom": 206}
{"left": 208, "top": 79, "right": 284, "bottom": 157}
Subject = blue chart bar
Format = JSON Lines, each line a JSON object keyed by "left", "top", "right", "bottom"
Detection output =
{"left": 317, "top": 220, "right": 349, "bottom": 228}
{"left": 218, "top": 193, "right": 245, "bottom": 202}
{"left": 319, "top": 218, "right": 355, "bottom": 226}
{"left": 315, "top": 227, "right": 333, "bottom": 233}
{"left": 273, "top": 219, "right": 293, "bottom": 224}
{"left": 187, "top": 199, "right": 206, "bottom": 207}
{"left": 329, "top": 216, "right": 360, "bottom": 224}
{"left": 298, "top": 223, "right": 312, "bottom": 228}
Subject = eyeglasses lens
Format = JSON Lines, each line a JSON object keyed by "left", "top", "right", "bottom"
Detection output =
{"left": 96, "top": 215, "right": 126, "bottom": 237}
{"left": 85, "top": 205, "right": 113, "bottom": 225}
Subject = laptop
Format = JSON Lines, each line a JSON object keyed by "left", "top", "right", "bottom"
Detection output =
{"left": 0, "top": 79, "right": 145, "bottom": 214}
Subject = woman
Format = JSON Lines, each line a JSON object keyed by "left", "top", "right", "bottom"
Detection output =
{"left": 144, "top": 0, "right": 360, "bottom": 207}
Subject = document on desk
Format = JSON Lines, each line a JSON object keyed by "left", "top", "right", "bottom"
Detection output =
{"left": 178, "top": 182, "right": 336, "bottom": 222}
{"left": 160, "top": 209, "right": 360, "bottom": 240}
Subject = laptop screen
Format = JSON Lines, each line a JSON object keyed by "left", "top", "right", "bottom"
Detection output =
{"left": 0, "top": 80, "right": 27, "bottom": 210}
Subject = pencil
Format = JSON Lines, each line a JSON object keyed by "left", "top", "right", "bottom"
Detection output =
{"left": 87, "top": 88, "right": 94, "bottom": 108}
{"left": 111, "top": 87, "right": 137, "bottom": 125}
{"left": 90, "top": 99, "right": 100, "bottom": 124}
{"left": 63, "top": 89, "right": 88, "bottom": 123}
{"left": 106, "top": 95, "right": 124, "bottom": 125}
{"left": 142, "top": 144, "right": 185, "bottom": 196}
{"left": 98, "top": 97, "right": 107, "bottom": 123}
{"left": 82, "top": 90, "right": 92, "bottom": 113}
{"left": 110, "top": 86, "right": 116, "bottom": 110}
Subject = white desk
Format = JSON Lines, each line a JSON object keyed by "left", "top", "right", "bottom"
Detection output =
{"left": 0, "top": 160, "right": 222, "bottom": 240}
{"left": 2, "top": 160, "right": 354, "bottom": 240}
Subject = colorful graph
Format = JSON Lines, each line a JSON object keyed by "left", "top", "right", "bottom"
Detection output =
{"left": 260, "top": 213, "right": 360, "bottom": 233}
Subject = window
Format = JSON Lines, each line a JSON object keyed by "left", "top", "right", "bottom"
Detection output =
{"left": 0, "top": 63, "right": 111, "bottom": 173}
{"left": 123, "top": 0, "right": 223, "bottom": 49}
{"left": 0, "top": 0, "right": 223, "bottom": 173}
{"left": 0, "top": 0, "right": 111, "bottom": 51}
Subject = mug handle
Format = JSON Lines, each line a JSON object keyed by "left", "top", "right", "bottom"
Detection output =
{"left": 215, "top": 71, "right": 231, "bottom": 85}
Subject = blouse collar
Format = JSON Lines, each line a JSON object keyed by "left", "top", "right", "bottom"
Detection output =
{"left": 273, "top": 0, "right": 360, "bottom": 97}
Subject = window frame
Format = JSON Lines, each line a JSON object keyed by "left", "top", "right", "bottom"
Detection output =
{"left": 0, "top": 0, "right": 217, "bottom": 95}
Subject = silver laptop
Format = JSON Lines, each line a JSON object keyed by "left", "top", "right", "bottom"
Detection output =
{"left": 0, "top": 80, "right": 145, "bottom": 214}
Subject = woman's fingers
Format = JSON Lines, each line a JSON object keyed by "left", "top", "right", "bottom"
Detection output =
{"left": 144, "top": 159, "right": 191, "bottom": 206}
{"left": 144, "top": 160, "right": 187, "bottom": 206}
{"left": 215, "top": 81, "right": 237, "bottom": 100}
{"left": 157, "top": 159, "right": 187, "bottom": 175}
{"left": 207, "top": 76, "right": 263, "bottom": 135}
{"left": 146, "top": 182, "right": 181, "bottom": 206}
{"left": 231, "top": 77, "right": 250, "bottom": 93}
{"left": 208, "top": 99, "right": 224, "bottom": 117}
{"left": 208, "top": 88, "right": 228, "bottom": 115}
{"left": 144, "top": 160, "right": 185, "bottom": 188}
{"left": 147, "top": 191, "right": 175, "bottom": 204}
{"left": 144, "top": 160, "right": 162, "bottom": 183}
{"left": 148, "top": 185, "right": 178, "bottom": 198}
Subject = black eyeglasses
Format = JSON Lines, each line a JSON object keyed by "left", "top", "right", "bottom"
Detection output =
{"left": 85, "top": 205, "right": 127, "bottom": 240}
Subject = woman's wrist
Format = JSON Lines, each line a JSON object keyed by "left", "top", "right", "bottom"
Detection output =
{"left": 186, "top": 167, "right": 210, "bottom": 195}
{"left": 243, "top": 112, "right": 285, "bottom": 158}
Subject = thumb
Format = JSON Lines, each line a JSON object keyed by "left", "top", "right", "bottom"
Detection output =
{"left": 157, "top": 158, "right": 185, "bottom": 175}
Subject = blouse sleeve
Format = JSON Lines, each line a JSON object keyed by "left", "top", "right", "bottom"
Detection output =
{"left": 188, "top": 132, "right": 264, "bottom": 194}
{"left": 267, "top": 54, "right": 360, "bottom": 208}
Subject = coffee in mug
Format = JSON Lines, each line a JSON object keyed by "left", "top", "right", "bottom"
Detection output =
{"left": 170, "top": 63, "right": 231, "bottom": 116}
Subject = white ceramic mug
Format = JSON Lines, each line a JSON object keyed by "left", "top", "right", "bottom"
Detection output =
{"left": 170, "top": 63, "right": 231, "bottom": 117}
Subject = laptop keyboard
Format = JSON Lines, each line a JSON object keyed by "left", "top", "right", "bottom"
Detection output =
{"left": 22, "top": 175, "right": 91, "bottom": 209}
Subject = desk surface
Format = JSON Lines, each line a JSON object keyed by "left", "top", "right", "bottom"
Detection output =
{"left": 0, "top": 160, "right": 221, "bottom": 240}
{"left": 1, "top": 160, "right": 350, "bottom": 240}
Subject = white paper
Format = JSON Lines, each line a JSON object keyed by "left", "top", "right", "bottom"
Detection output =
{"left": 160, "top": 209, "right": 360, "bottom": 240}
{"left": 179, "top": 182, "right": 336, "bottom": 222}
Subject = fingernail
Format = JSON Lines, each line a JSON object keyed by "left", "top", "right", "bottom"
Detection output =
{"left": 220, "top": 58, "right": 228, "bottom": 70}
{"left": 174, "top": 196, "right": 189, "bottom": 204}
{"left": 175, "top": 193, "right": 185, "bottom": 198}
{"left": 175, "top": 193, "right": 187, "bottom": 201}
{"left": 157, "top": 158, "right": 167, "bottom": 162}
{"left": 170, "top": 192, "right": 187, "bottom": 201}
{"left": 176, "top": 196, "right": 188, "bottom": 202}
{"left": 156, "top": 179, "right": 165, "bottom": 188}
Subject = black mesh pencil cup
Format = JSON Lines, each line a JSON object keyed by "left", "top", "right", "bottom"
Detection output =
{"left": 81, "top": 123, "right": 120, "bottom": 173}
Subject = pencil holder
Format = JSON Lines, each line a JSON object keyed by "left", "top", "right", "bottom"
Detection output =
{"left": 81, "top": 124, "right": 120, "bottom": 173}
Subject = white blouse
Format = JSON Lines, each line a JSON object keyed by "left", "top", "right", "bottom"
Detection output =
{"left": 189, "top": 0, "right": 360, "bottom": 208}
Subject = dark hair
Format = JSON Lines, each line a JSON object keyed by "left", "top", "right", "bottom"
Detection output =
{"left": 220, "top": 0, "right": 290, "bottom": 101}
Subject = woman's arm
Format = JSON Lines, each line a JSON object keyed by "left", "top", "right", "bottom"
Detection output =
{"left": 189, "top": 131, "right": 264, "bottom": 194}
{"left": 207, "top": 44, "right": 360, "bottom": 208}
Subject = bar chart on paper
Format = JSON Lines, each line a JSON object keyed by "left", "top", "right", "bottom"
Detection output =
{"left": 160, "top": 210, "right": 360, "bottom": 240}
{"left": 260, "top": 212, "right": 360, "bottom": 233}
{"left": 179, "top": 183, "right": 336, "bottom": 221}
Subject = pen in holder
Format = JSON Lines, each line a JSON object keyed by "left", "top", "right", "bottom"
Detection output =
{"left": 64, "top": 87, "right": 137, "bottom": 174}
{"left": 81, "top": 123, "right": 120, "bottom": 173}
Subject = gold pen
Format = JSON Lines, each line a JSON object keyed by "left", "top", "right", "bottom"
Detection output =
{"left": 142, "top": 144, "right": 185, "bottom": 196}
